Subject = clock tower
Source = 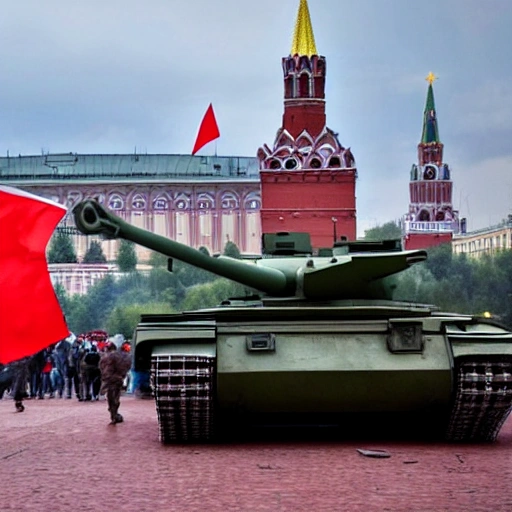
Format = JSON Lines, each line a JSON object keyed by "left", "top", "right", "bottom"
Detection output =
{"left": 403, "top": 73, "right": 460, "bottom": 250}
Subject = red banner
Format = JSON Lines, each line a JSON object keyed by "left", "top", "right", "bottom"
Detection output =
{"left": 0, "top": 186, "right": 69, "bottom": 364}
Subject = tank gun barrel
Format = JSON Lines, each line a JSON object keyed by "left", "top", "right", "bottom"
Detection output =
{"left": 73, "top": 200, "right": 290, "bottom": 296}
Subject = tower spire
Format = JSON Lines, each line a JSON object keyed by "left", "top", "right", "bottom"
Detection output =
{"left": 291, "top": 0, "right": 317, "bottom": 57}
{"left": 258, "top": 0, "right": 357, "bottom": 249}
{"left": 403, "top": 73, "right": 459, "bottom": 250}
{"left": 421, "top": 73, "right": 440, "bottom": 144}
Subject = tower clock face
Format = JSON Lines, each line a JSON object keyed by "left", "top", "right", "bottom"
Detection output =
{"left": 424, "top": 166, "right": 436, "bottom": 180}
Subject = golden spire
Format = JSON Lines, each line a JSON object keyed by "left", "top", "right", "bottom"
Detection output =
{"left": 425, "top": 72, "right": 437, "bottom": 85}
{"left": 291, "top": 0, "right": 317, "bottom": 57}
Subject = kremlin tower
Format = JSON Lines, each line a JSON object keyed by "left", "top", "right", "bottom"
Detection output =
{"left": 403, "top": 73, "right": 460, "bottom": 250}
{"left": 258, "top": 0, "right": 357, "bottom": 250}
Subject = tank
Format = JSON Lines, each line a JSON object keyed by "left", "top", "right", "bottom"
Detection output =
{"left": 73, "top": 200, "right": 512, "bottom": 443}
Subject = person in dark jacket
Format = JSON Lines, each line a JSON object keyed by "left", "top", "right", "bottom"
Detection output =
{"left": 67, "top": 336, "right": 83, "bottom": 400}
{"left": 11, "top": 357, "right": 30, "bottom": 412}
{"left": 82, "top": 344, "right": 101, "bottom": 401}
{"left": 99, "top": 342, "right": 131, "bottom": 425}
{"left": 54, "top": 337, "right": 71, "bottom": 398}
{"left": 28, "top": 349, "right": 45, "bottom": 399}
{"left": 41, "top": 347, "right": 55, "bottom": 398}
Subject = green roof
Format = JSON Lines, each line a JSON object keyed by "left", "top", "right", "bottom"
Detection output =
{"left": 0, "top": 153, "right": 259, "bottom": 183}
{"left": 421, "top": 84, "right": 440, "bottom": 144}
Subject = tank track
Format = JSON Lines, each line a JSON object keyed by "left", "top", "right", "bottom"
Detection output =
{"left": 445, "top": 356, "right": 512, "bottom": 442}
{"left": 151, "top": 354, "right": 215, "bottom": 443}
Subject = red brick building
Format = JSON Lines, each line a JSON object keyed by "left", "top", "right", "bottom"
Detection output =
{"left": 258, "top": 0, "right": 357, "bottom": 250}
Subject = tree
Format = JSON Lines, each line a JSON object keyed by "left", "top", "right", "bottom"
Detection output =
{"left": 82, "top": 240, "right": 107, "bottom": 263}
{"left": 116, "top": 240, "right": 137, "bottom": 272}
{"left": 48, "top": 230, "right": 78, "bottom": 263}
{"left": 223, "top": 241, "right": 241, "bottom": 259}
{"left": 363, "top": 221, "right": 402, "bottom": 241}
{"left": 106, "top": 302, "right": 175, "bottom": 338}
{"left": 424, "top": 243, "right": 453, "bottom": 281}
{"left": 180, "top": 278, "right": 246, "bottom": 311}
{"left": 66, "top": 274, "right": 118, "bottom": 333}
{"left": 148, "top": 250, "right": 167, "bottom": 268}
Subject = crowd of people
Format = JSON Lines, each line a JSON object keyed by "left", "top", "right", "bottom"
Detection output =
{"left": 0, "top": 331, "right": 133, "bottom": 424}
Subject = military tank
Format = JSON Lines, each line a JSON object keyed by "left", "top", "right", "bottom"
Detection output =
{"left": 73, "top": 200, "right": 512, "bottom": 443}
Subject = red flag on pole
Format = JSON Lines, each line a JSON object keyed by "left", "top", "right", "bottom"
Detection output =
{"left": 0, "top": 186, "right": 69, "bottom": 364}
{"left": 192, "top": 103, "right": 220, "bottom": 155}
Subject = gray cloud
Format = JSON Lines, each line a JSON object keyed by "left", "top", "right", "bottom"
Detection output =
{"left": 1, "top": 0, "right": 511, "bottom": 235}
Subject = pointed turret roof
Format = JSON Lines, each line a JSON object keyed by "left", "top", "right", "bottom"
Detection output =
{"left": 291, "top": 0, "right": 317, "bottom": 57}
{"left": 421, "top": 73, "right": 440, "bottom": 144}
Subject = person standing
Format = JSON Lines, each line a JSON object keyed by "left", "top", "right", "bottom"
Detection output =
{"left": 28, "top": 349, "right": 45, "bottom": 399}
{"left": 54, "top": 337, "right": 71, "bottom": 398}
{"left": 11, "top": 357, "right": 30, "bottom": 412}
{"left": 67, "top": 336, "right": 83, "bottom": 400}
{"left": 41, "top": 347, "right": 55, "bottom": 398}
{"left": 81, "top": 344, "right": 101, "bottom": 401}
{"left": 99, "top": 342, "right": 131, "bottom": 425}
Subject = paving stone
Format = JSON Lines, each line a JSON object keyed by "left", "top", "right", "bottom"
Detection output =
{"left": 0, "top": 396, "right": 511, "bottom": 511}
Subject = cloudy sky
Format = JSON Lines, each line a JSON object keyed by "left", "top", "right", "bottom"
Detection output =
{"left": 1, "top": 0, "right": 511, "bottom": 235}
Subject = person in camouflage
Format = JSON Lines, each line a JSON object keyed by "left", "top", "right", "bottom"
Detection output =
{"left": 99, "top": 342, "right": 131, "bottom": 425}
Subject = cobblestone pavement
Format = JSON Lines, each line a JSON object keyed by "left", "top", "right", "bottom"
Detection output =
{"left": 0, "top": 396, "right": 511, "bottom": 512}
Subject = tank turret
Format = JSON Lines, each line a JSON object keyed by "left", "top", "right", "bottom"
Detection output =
{"left": 73, "top": 200, "right": 426, "bottom": 301}
{"left": 73, "top": 200, "right": 512, "bottom": 445}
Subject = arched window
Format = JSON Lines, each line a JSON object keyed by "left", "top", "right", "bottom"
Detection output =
{"left": 153, "top": 196, "right": 169, "bottom": 211}
{"left": 284, "top": 157, "right": 298, "bottom": 170}
{"left": 221, "top": 192, "right": 239, "bottom": 209}
{"left": 244, "top": 193, "right": 261, "bottom": 210}
{"left": 108, "top": 194, "right": 124, "bottom": 210}
{"left": 132, "top": 194, "right": 146, "bottom": 210}
{"left": 174, "top": 194, "right": 190, "bottom": 210}
{"left": 418, "top": 210, "right": 430, "bottom": 221}
{"left": 299, "top": 73, "right": 310, "bottom": 98}
{"left": 197, "top": 193, "right": 214, "bottom": 210}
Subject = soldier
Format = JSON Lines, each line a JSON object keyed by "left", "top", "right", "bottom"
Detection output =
{"left": 99, "top": 342, "right": 131, "bottom": 425}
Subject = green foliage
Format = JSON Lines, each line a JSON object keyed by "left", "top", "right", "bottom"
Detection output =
{"left": 180, "top": 278, "right": 246, "bottom": 311}
{"left": 117, "top": 240, "right": 137, "bottom": 272}
{"left": 58, "top": 247, "right": 220, "bottom": 335}
{"left": 394, "top": 248, "right": 512, "bottom": 329}
{"left": 48, "top": 230, "right": 78, "bottom": 263}
{"left": 223, "top": 241, "right": 241, "bottom": 259}
{"left": 173, "top": 260, "right": 216, "bottom": 288}
{"left": 53, "top": 282, "right": 71, "bottom": 327}
{"left": 82, "top": 240, "right": 107, "bottom": 263}
{"left": 106, "top": 302, "right": 175, "bottom": 338}
{"left": 363, "top": 221, "right": 402, "bottom": 241}
{"left": 65, "top": 295, "right": 92, "bottom": 335}
{"left": 66, "top": 274, "right": 118, "bottom": 332}
{"left": 424, "top": 243, "right": 453, "bottom": 280}
{"left": 148, "top": 251, "right": 168, "bottom": 268}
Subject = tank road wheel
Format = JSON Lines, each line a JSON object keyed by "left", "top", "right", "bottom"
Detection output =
{"left": 150, "top": 354, "right": 215, "bottom": 443}
{"left": 445, "top": 356, "right": 512, "bottom": 442}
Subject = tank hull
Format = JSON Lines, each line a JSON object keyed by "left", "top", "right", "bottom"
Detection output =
{"left": 134, "top": 303, "right": 512, "bottom": 443}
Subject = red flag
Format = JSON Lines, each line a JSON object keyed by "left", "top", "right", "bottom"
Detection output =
{"left": 0, "top": 186, "right": 69, "bottom": 364}
{"left": 192, "top": 103, "right": 220, "bottom": 155}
